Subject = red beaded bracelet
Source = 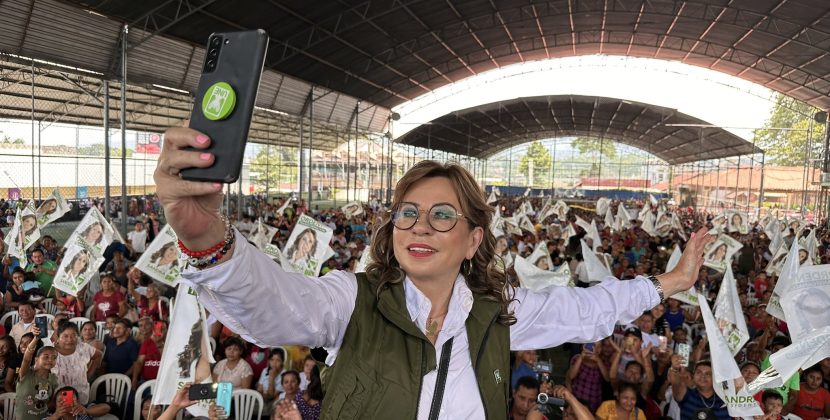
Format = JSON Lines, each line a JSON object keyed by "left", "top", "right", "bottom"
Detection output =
{"left": 177, "top": 216, "right": 232, "bottom": 258}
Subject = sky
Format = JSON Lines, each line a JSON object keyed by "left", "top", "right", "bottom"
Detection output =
{"left": 391, "top": 55, "right": 778, "bottom": 155}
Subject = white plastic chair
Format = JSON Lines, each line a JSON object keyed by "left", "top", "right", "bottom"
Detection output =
{"left": 158, "top": 296, "right": 170, "bottom": 317}
{"left": 133, "top": 379, "right": 156, "bottom": 420}
{"left": 0, "top": 391, "right": 15, "bottom": 420}
{"left": 232, "top": 389, "right": 263, "bottom": 420}
{"left": 85, "top": 305, "right": 96, "bottom": 320}
{"left": 95, "top": 321, "right": 107, "bottom": 341}
{"left": 36, "top": 314, "right": 54, "bottom": 329}
{"left": 209, "top": 336, "right": 217, "bottom": 353}
{"left": 69, "top": 316, "right": 90, "bottom": 331}
{"left": 42, "top": 297, "right": 57, "bottom": 315}
{"left": 89, "top": 373, "right": 131, "bottom": 419}
{"left": 0, "top": 311, "right": 19, "bottom": 329}
{"left": 132, "top": 326, "right": 141, "bottom": 340}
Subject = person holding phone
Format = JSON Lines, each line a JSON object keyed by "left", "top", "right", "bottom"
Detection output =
{"left": 15, "top": 327, "right": 58, "bottom": 420}
{"left": 567, "top": 341, "right": 610, "bottom": 412}
{"left": 156, "top": 142, "right": 713, "bottom": 418}
{"left": 43, "top": 386, "right": 112, "bottom": 420}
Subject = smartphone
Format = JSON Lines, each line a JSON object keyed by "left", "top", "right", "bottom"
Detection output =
{"left": 180, "top": 30, "right": 269, "bottom": 183}
{"left": 153, "top": 321, "right": 164, "bottom": 337}
{"left": 188, "top": 383, "right": 217, "bottom": 401}
{"left": 60, "top": 390, "right": 74, "bottom": 408}
{"left": 677, "top": 343, "right": 691, "bottom": 367}
{"left": 34, "top": 316, "right": 48, "bottom": 339}
{"left": 658, "top": 336, "right": 668, "bottom": 352}
{"left": 215, "top": 382, "right": 233, "bottom": 416}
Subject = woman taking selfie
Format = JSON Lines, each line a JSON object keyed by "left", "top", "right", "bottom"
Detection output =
{"left": 155, "top": 126, "right": 712, "bottom": 418}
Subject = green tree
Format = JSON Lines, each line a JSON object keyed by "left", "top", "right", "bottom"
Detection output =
{"left": 754, "top": 94, "right": 826, "bottom": 166}
{"left": 572, "top": 137, "right": 617, "bottom": 160}
{"left": 249, "top": 146, "right": 298, "bottom": 193}
{"left": 518, "top": 141, "right": 552, "bottom": 187}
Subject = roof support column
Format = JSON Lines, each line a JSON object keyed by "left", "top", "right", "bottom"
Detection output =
{"left": 734, "top": 155, "right": 741, "bottom": 208}
{"left": 120, "top": 23, "right": 128, "bottom": 238}
{"left": 759, "top": 153, "right": 765, "bottom": 218}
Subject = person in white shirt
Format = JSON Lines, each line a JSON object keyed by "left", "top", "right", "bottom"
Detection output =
{"left": 127, "top": 221, "right": 148, "bottom": 256}
{"left": 155, "top": 126, "right": 713, "bottom": 419}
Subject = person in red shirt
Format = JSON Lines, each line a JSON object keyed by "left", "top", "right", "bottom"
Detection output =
{"left": 753, "top": 273, "right": 769, "bottom": 299}
{"left": 92, "top": 274, "right": 126, "bottom": 321}
{"left": 793, "top": 366, "right": 830, "bottom": 420}
{"left": 131, "top": 320, "right": 167, "bottom": 390}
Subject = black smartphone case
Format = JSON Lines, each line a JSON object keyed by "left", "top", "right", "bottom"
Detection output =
{"left": 179, "top": 30, "right": 268, "bottom": 183}
{"left": 35, "top": 316, "right": 48, "bottom": 338}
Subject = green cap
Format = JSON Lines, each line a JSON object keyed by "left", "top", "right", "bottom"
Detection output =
{"left": 202, "top": 82, "right": 236, "bottom": 121}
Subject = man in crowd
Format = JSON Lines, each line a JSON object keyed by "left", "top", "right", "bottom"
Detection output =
{"left": 24, "top": 249, "right": 56, "bottom": 296}
{"left": 9, "top": 301, "right": 37, "bottom": 345}
{"left": 669, "top": 358, "right": 729, "bottom": 419}
{"left": 127, "top": 221, "right": 148, "bottom": 258}
{"left": 103, "top": 318, "right": 139, "bottom": 375}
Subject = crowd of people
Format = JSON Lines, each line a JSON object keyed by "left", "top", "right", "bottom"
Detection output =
{"left": 0, "top": 186, "right": 827, "bottom": 419}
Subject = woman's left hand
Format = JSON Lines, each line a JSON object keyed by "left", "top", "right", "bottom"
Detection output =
{"left": 208, "top": 404, "right": 226, "bottom": 420}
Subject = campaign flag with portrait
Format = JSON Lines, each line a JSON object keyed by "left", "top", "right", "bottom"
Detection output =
{"left": 727, "top": 211, "right": 749, "bottom": 234}
{"left": 52, "top": 243, "right": 103, "bottom": 296}
{"left": 341, "top": 201, "right": 364, "bottom": 220}
{"left": 767, "top": 243, "right": 804, "bottom": 321}
{"left": 280, "top": 214, "right": 334, "bottom": 277}
{"left": 713, "top": 266, "right": 750, "bottom": 355}
{"left": 698, "top": 292, "right": 764, "bottom": 418}
{"left": 667, "top": 245, "right": 699, "bottom": 306}
{"left": 21, "top": 200, "right": 41, "bottom": 251}
{"left": 780, "top": 264, "right": 830, "bottom": 342}
{"left": 250, "top": 219, "right": 278, "bottom": 252}
{"left": 4, "top": 208, "right": 27, "bottom": 262}
{"left": 136, "top": 224, "right": 182, "bottom": 287}
{"left": 514, "top": 255, "right": 570, "bottom": 291}
{"left": 36, "top": 187, "right": 71, "bottom": 227}
{"left": 69, "top": 207, "right": 114, "bottom": 257}
{"left": 703, "top": 234, "right": 742, "bottom": 273}
{"left": 153, "top": 285, "right": 215, "bottom": 416}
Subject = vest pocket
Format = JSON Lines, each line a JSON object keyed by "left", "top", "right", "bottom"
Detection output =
{"left": 325, "top": 364, "right": 379, "bottom": 419}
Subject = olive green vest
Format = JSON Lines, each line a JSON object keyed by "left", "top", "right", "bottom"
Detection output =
{"left": 319, "top": 272, "right": 510, "bottom": 419}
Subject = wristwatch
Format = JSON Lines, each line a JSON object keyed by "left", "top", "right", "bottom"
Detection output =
{"left": 647, "top": 275, "right": 665, "bottom": 303}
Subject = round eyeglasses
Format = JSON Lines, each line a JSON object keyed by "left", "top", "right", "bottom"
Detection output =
{"left": 389, "top": 202, "right": 465, "bottom": 232}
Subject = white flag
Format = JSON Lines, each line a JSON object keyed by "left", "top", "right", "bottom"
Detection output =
{"left": 341, "top": 201, "right": 364, "bottom": 219}
{"left": 250, "top": 219, "right": 278, "bottom": 251}
{"left": 667, "top": 245, "right": 699, "bottom": 306}
{"left": 36, "top": 187, "right": 71, "bottom": 227}
{"left": 747, "top": 326, "right": 830, "bottom": 396}
{"left": 487, "top": 190, "right": 497, "bottom": 204}
{"left": 4, "top": 208, "right": 26, "bottom": 262}
{"left": 276, "top": 196, "right": 294, "bottom": 215}
{"left": 638, "top": 201, "right": 652, "bottom": 221}
{"left": 68, "top": 207, "right": 115, "bottom": 257}
{"left": 713, "top": 266, "right": 750, "bottom": 355}
{"left": 581, "top": 240, "right": 613, "bottom": 283}
{"left": 767, "top": 242, "right": 804, "bottom": 321}
{"left": 355, "top": 246, "right": 373, "bottom": 273}
{"left": 52, "top": 243, "right": 104, "bottom": 297}
{"left": 698, "top": 292, "right": 764, "bottom": 418}
{"left": 604, "top": 207, "right": 615, "bottom": 231}
{"left": 21, "top": 200, "right": 41, "bottom": 251}
{"left": 616, "top": 204, "right": 632, "bottom": 230}
{"left": 135, "top": 224, "right": 182, "bottom": 287}
{"left": 528, "top": 241, "right": 554, "bottom": 272}
{"left": 553, "top": 200, "right": 569, "bottom": 220}
{"left": 514, "top": 255, "right": 570, "bottom": 291}
{"left": 153, "top": 285, "right": 215, "bottom": 416}
{"left": 280, "top": 214, "right": 334, "bottom": 277}
{"left": 518, "top": 215, "right": 536, "bottom": 234}
{"left": 596, "top": 197, "right": 610, "bottom": 216}
{"left": 780, "top": 264, "right": 830, "bottom": 342}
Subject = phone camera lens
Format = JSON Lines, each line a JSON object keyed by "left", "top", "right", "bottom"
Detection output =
{"left": 210, "top": 37, "right": 221, "bottom": 47}
{"left": 208, "top": 49, "right": 219, "bottom": 58}
{"left": 206, "top": 59, "right": 216, "bottom": 68}
{"left": 199, "top": 388, "right": 208, "bottom": 396}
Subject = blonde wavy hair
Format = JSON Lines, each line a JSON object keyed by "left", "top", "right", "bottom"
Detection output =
{"left": 366, "top": 160, "right": 516, "bottom": 326}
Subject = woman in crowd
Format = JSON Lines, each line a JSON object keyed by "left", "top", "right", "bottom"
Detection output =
{"left": 0, "top": 335, "right": 18, "bottom": 392}
{"left": 294, "top": 366, "right": 322, "bottom": 420}
{"left": 155, "top": 126, "right": 712, "bottom": 418}
{"left": 92, "top": 273, "right": 126, "bottom": 322}
{"left": 257, "top": 348, "right": 286, "bottom": 415}
{"left": 212, "top": 336, "right": 253, "bottom": 389}
{"left": 298, "top": 354, "right": 315, "bottom": 390}
{"left": 279, "top": 370, "right": 301, "bottom": 403}
{"left": 140, "top": 397, "right": 163, "bottom": 420}
{"left": 79, "top": 321, "right": 104, "bottom": 356}
{"left": 43, "top": 385, "right": 112, "bottom": 419}
{"left": 4, "top": 267, "right": 29, "bottom": 310}
{"left": 594, "top": 382, "right": 648, "bottom": 420}
{"left": 567, "top": 341, "right": 610, "bottom": 412}
{"left": 131, "top": 283, "right": 168, "bottom": 321}
{"left": 52, "top": 322, "right": 101, "bottom": 404}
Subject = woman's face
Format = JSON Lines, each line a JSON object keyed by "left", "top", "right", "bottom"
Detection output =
{"left": 35, "top": 348, "right": 58, "bottom": 370}
{"left": 57, "top": 329, "right": 78, "bottom": 350}
{"left": 282, "top": 374, "right": 300, "bottom": 394}
{"left": 147, "top": 285, "right": 158, "bottom": 299}
{"left": 12, "top": 272, "right": 24, "bottom": 285}
{"left": 39, "top": 200, "right": 57, "bottom": 214}
{"left": 22, "top": 216, "right": 36, "bottom": 232}
{"left": 303, "top": 359, "right": 315, "bottom": 375}
{"left": 85, "top": 223, "right": 103, "bottom": 243}
{"left": 72, "top": 252, "right": 89, "bottom": 275}
{"left": 19, "top": 336, "right": 32, "bottom": 353}
{"left": 162, "top": 245, "right": 177, "bottom": 263}
{"left": 269, "top": 354, "right": 284, "bottom": 372}
{"left": 142, "top": 399, "right": 162, "bottom": 420}
{"left": 225, "top": 344, "right": 242, "bottom": 361}
{"left": 296, "top": 232, "right": 315, "bottom": 258}
{"left": 0, "top": 340, "right": 9, "bottom": 356}
{"left": 651, "top": 304, "right": 665, "bottom": 319}
{"left": 495, "top": 238, "right": 508, "bottom": 254}
{"left": 713, "top": 244, "right": 727, "bottom": 260}
{"left": 81, "top": 323, "right": 96, "bottom": 340}
{"left": 392, "top": 177, "right": 483, "bottom": 286}
{"left": 617, "top": 388, "right": 637, "bottom": 412}
{"left": 535, "top": 257, "right": 549, "bottom": 270}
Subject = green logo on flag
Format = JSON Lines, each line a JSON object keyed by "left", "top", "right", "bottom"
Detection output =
{"left": 202, "top": 82, "right": 236, "bottom": 120}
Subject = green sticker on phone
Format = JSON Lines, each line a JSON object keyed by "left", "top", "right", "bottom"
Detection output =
{"left": 202, "top": 82, "right": 236, "bottom": 120}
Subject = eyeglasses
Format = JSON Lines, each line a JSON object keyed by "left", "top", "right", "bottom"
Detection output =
{"left": 389, "top": 202, "right": 465, "bottom": 232}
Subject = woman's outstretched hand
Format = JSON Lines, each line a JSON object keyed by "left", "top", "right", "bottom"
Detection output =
{"left": 660, "top": 227, "right": 714, "bottom": 296}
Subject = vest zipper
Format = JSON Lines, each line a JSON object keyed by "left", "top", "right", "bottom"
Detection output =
{"left": 414, "top": 339, "right": 427, "bottom": 419}
{"left": 475, "top": 312, "right": 500, "bottom": 419}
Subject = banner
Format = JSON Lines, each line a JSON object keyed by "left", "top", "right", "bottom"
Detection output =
{"left": 702, "top": 234, "right": 742, "bottom": 273}
{"left": 780, "top": 264, "right": 830, "bottom": 342}
{"left": 280, "top": 214, "right": 334, "bottom": 277}
{"left": 153, "top": 285, "right": 215, "bottom": 416}
{"left": 21, "top": 200, "right": 41, "bottom": 251}
{"left": 136, "top": 224, "right": 182, "bottom": 287}
{"left": 341, "top": 202, "right": 363, "bottom": 220}
{"left": 727, "top": 211, "right": 749, "bottom": 234}
{"left": 52, "top": 243, "right": 103, "bottom": 296}
{"left": 713, "top": 266, "right": 750, "bottom": 355}
{"left": 69, "top": 207, "right": 114, "bottom": 257}
{"left": 698, "top": 292, "right": 764, "bottom": 418}
{"left": 35, "top": 187, "right": 71, "bottom": 227}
